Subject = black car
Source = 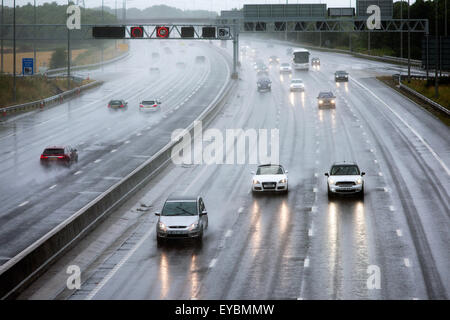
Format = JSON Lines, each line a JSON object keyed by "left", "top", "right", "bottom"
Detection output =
{"left": 311, "top": 57, "right": 320, "bottom": 66}
{"left": 108, "top": 99, "right": 128, "bottom": 110}
{"left": 335, "top": 70, "right": 349, "bottom": 82}
{"left": 40, "top": 146, "right": 78, "bottom": 167}
{"left": 257, "top": 77, "right": 272, "bottom": 92}
{"left": 269, "top": 55, "right": 280, "bottom": 64}
{"left": 317, "top": 91, "right": 336, "bottom": 108}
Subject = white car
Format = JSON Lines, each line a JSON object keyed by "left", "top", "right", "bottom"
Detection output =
{"left": 325, "top": 162, "right": 365, "bottom": 199}
{"left": 290, "top": 79, "right": 305, "bottom": 92}
{"left": 139, "top": 99, "right": 161, "bottom": 112}
{"left": 252, "top": 164, "right": 288, "bottom": 193}
{"left": 279, "top": 63, "right": 292, "bottom": 73}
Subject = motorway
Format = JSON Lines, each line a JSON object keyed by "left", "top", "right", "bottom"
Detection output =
{"left": 14, "top": 38, "right": 450, "bottom": 300}
{"left": 0, "top": 40, "right": 230, "bottom": 265}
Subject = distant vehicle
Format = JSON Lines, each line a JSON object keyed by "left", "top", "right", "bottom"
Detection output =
{"left": 267, "top": 43, "right": 275, "bottom": 48}
{"left": 195, "top": 56, "right": 206, "bottom": 64}
{"left": 151, "top": 52, "right": 160, "bottom": 59}
{"left": 164, "top": 47, "right": 172, "bottom": 54}
{"left": 257, "top": 70, "right": 269, "bottom": 77}
{"left": 269, "top": 55, "right": 280, "bottom": 64}
{"left": 176, "top": 62, "right": 186, "bottom": 69}
{"left": 139, "top": 99, "right": 161, "bottom": 112}
{"left": 279, "top": 62, "right": 292, "bottom": 73}
{"left": 149, "top": 67, "right": 160, "bottom": 74}
{"left": 317, "top": 91, "right": 336, "bottom": 108}
{"left": 325, "top": 162, "right": 365, "bottom": 199}
{"left": 292, "top": 48, "right": 310, "bottom": 70}
{"left": 335, "top": 70, "right": 349, "bottom": 82}
{"left": 108, "top": 99, "right": 128, "bottom": 110}
{"left": 40, "top": 146, "right": 78, "bottom": 167}
{"left": 251, "top": 164, "right": 288, "bottom": 194}
{"left": 155, "top": 195, "right": 209, "bottom": 244}
{"left": 257, "top": 77, "right": 272, "bottom": 92}
{"left": 290, "top": 79, "right": 305, "bottom": 92}
{"left": 311, "top": 57, "right": 320, "bottom": 66}
{"left": 255, "top": 63, "right": 268, "bottom": 73}
{"left": 286, "top": 47, "right": 293, "bottom": 55}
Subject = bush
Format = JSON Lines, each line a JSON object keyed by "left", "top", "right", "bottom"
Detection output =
{"left": 49, "top": 47, "right": 67, "bottom": 69}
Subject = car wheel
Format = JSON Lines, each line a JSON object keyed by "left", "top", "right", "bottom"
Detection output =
{"left": 156, "top": 236, "right": 165, "bottom": 246}
{"left": 327, "top": 186, "right": 334, "bottom": 199}
{"left": 196, "top": 228, "right": 204, "bottom": 244}
{"left": 359, "top": 186, "right": 365, "bottom": 200}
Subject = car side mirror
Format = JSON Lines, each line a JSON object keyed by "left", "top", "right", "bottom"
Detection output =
{"left": 251, "top": 171, "right": 255, "bottom": 175}
{"left": 201, "top": 210, "right": 208, "bottom": 216}
{"left": 324, "top": 173, "right": 329, "bottom": 177}
{"left": 285, "top": 170, "right": 288, "bottom": 174}
{"left": 361, "top": 172, "right": 366, "bottom": 176}
{"left": 154, "top": 212, "right": 160, "bottom": 216}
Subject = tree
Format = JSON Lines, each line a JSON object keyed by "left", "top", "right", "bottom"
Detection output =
{"left": 50, "top": 48, "right": 67, "bottom": 69}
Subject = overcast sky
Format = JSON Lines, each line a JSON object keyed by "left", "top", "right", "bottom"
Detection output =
{"left": 11, "top": 1, "right": 411, "bottom": 13}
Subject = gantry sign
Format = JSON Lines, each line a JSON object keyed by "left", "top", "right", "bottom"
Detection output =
{"left": 92, "top": 25, "right": 234, "bottom": 40}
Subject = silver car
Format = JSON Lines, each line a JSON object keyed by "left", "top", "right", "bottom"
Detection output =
{"left": 155, "top": 195, "right": 208, "bottom": 245}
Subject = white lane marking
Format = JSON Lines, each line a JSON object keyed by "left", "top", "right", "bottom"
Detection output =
{"left": 110, "top": 149, "right": 117, "bottom": 153}
{"left": 313, "top": 188, "right": 318, "bottom": 193}
{"left": 308, "top": 229, "right": 313, "bottom": 237}
{"left": 389, "top": 205, "right": 395, "bottom": 211}
{"left": 225, "top": 230, "right": 233, "bottom": 238}
{"left": 311, "top": 206, "right": 317, "bottom": 213}
{"left": 370, "top": 149, "right": 375, "bottom": 153}
{"left": 238, "top": 207, "right": 244, "bottom": 214}
{"left": 396, "top": 229, "right": 403, "bottom": 237}
{"left": 74, "top": 171, "right": 82, "bottom": 175}
{"left": 350, "top": 76, "right": 450, "bottom": 176}
{"left": 374, "top": 159, "right": 378, "bottom": 163}
{"left": 85, "top": 227, "right": 153, "bottom": 300}
{"left": 94, "top": 159, "right": 102, "bottom": 163}
{"left": 383, "top": 187, "right": 389, "bottom": 192}
{"left": 314, "top": 173, "right": 318, "bottom": 178}
{"left": 103, "top": 177, "right": 122, "bottom": 180}
{"left": 130, "top": 155, "right": 150, "bottom": 159}
{"left": 78, "top": 191, "right": 102, "bottom": 195}
{"left": 136, "top": 133, "right": 142, "bottom": 137}
{"left": 209, "top": 258, "right": 217, "bottom": 269}
{"left": 404, "top": 258, "right": 411, "bottom": 267}
{"left": 304, "top": 258, "right": 310, "bottom": 268}
{"left": 297, "top": 297, "right": 304, "bottom": 300}
{"left": 49, "top": 184, "right": 57, "bottom": 190}
{"left": 124, "top": 140, "right": 130, "bottom": 144}
{"left": 18, "top": 201, "right": 29, "bottom": 207}
{"left": 378, "top": 172, "right": 383, "bottom": 176}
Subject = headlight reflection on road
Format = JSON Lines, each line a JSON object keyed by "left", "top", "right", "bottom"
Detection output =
{"left": 250, "top": 200, "right": 262, "bottom": 256}
{"left": 190, "top": 254, "right": 200, "bottom": 298}
{"left": 344, "top": 83, "right": 349, "bottom": 93}
{"left": 279, "top": 201, "right": 289, "bottom": 235}
{"left": 327, "top": 202, "right": 338, "bottom": 281}
{"left": 289, "top": 92, "right": 295, "bottom": 106}
{"left": 318, "top": 109, "right": 324, "bottom": 122}
{"left": 159, "top": 253, "right": 169, "bottom": 299}
{"left": 354, "top": 202, "right": 368, "bottom": 264}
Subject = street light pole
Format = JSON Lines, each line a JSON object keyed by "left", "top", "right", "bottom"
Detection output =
{"left": 400, "top": 0, "right": 403, "bottom": 59}
{"left": 67, "top": 0, "right": 71, "bottom": 90}
{"left": 407, "top": 0, "right": 411, "bottom": 83}
{"left": 1, "top": 0, "right": 3, "bottom": 74}
{"left": 13, "top": 0, "right": 16, "bottom": 102}
{"left": 34, "top": 0, "right": 36, "bottom": 74}
{"left": 284, "top": 0, "right": 288, "bottom": 41}
{"left": 434, "top": 0, "right": 439, "bottom": 98}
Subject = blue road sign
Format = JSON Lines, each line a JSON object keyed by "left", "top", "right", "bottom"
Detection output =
{"left": 22, "top": 58, "right": 34, "bottom": 76}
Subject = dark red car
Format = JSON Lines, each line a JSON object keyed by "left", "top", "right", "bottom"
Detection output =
{"left": 40, "top": 146, "right": 78, "bottom": 167}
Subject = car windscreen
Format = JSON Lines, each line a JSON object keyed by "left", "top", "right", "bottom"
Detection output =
{"left": 257, "top": 166, "right": 283, "bottom": 175}
{"left": 110, "top": 100, "right": 122, "bottom": 105}
{"left": 330, "top": 165, "right": 360, "bottom": 175}
{"left": 319, "top": 92, "right": 333, "bottom": 98}
{"left": 142, "top": 101, "right": 155, "bottom": 105}
{"left": 292, "top": 79, "right": 303, "bottom": 83}
{"left": 43, "top": 148, "right": 64, "bottom": 155}
{"left": 281, "top": 63, "right": 290, "bottom": 67}
{"left": 162, "top": 201, "right": 198, "bottom": 216}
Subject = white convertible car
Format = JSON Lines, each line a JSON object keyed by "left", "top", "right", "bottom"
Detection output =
{"left": 251, "top": 164, "right": 288, "bottom": 194}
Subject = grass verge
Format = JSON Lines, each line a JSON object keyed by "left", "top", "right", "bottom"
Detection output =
{"left": 0, "top": 75, "right": 94, "bottom": 108}
{"left": 377, "top": 76, "right": 450, "bottom": 126}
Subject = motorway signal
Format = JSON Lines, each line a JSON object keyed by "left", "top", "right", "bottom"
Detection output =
{"left": 130, "top": 26, "right": 144, "bottom": 38}
{"left": 92, "top": 26, "right": 125, "bottom": 38}
{"left": 181, "top": 26, "right": 195, "bottom": 38}
{"left": 218, "top": 27, "right": 231, "bottom": 39}
{"left": 156, "top": 26, "right": 170, "bottom": 38}
{"left": 202, "top": 27, "right": 216, "bottom": 38}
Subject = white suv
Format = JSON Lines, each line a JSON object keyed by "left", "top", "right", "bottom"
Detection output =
{"left": 325, "top": 162, "right": 365, "bottom": 199}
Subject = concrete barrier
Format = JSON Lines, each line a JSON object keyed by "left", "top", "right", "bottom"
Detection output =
{"left": 0, "top": 45, "right": 234, "bottom": 300}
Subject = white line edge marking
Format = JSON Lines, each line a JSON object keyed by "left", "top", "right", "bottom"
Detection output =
{"left": 404, "top": 258, "right": 411, "bottom": 267}
{"left": 85, "top": 228, "right": 153, "bottom": 300}
{"left": 396, "top": 229, "right": 403, "bottom": 237}
{"left": 304, "top": 258, "right": 310, "bottom": 268}
{"left": 49, "top": 184, "right": 57, "bottom": 190}
{"left": 18, "top": 201, "right": 29, "bottom": 207}
{"left": 74, "top": 171, "right": 82, "bottom": 175}
{"left": 350, "top": 76, "right": 450, "bottom": 176}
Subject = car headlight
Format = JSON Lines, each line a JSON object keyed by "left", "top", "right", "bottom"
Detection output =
{"left": 319, "top": 100, "right": 323, "bottom": 104}
{"left": 331, "top": 100, "right": 335, "bottom": 103}
{"left": 329, "top": 179, "right": 335, "bottom": 185}
{"left": 253, "top": 179, "right": 260, "bottom": 185}
{"left": 356, "top": 178, "right": 363, "bottom": 185}
{"left": 188, "top": 222, "right": 199, "bottom": 231}
{"left": 158, "top": 222, "right": 167, "bottom": 231}
{"left": 278, "top": 179, "right": 287, "bottom": 183}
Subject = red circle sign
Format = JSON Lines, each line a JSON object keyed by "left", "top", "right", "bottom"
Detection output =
{"left": 157, "top": 26, "right": 169, "bottom": 38}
